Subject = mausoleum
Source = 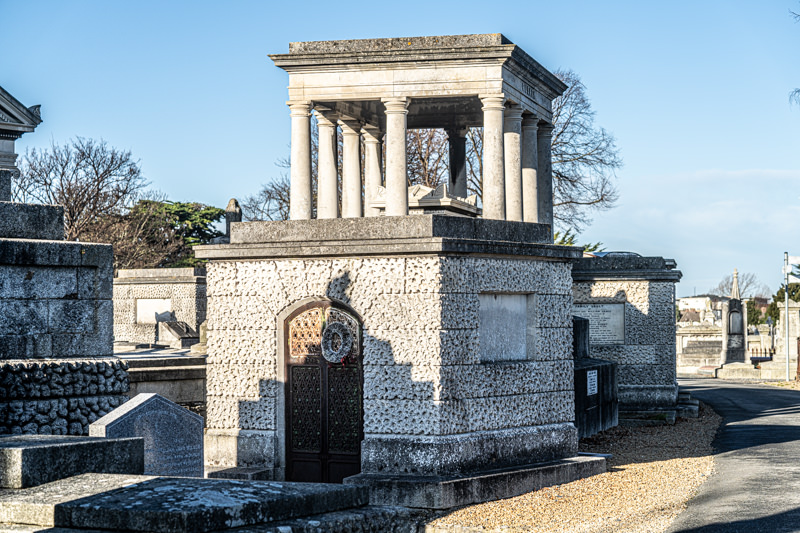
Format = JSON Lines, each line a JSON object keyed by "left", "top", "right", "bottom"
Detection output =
{"left": 196, "top": 34, "right": 604, "bottom": 508}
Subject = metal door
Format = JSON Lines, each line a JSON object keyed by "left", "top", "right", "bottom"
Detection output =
{"left": 285, "top": 302, "right": 363, "bottom": 483}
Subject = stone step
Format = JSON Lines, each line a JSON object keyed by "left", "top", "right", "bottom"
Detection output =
{"left": 0, "top": 474, "right": 369, "bottom": 533}
{"left": 228, "top": 505, "right": 425, "bottom": 532}
{"left": 619, "top": 409, "right": 677, "bottom": 426}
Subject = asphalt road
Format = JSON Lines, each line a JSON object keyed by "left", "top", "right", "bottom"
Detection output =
{"left": 668, "top": 379, "right": 800, "bottom": 533}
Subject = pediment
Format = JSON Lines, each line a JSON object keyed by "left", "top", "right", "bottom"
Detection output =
{"left": 0, "top": 85, "right": 42, "bottom": 134}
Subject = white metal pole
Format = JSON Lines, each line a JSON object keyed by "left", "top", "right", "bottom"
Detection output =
{"left": 786, "top": 251, "right": 790, "bottom": 381}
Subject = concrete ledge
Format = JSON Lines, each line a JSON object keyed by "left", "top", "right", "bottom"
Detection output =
{"left": 0, "top": 203, "right": 64, "bottom": 240}
{"left": 344, "top": 455, "right": 606, "bottom": 509}
{"left": 572, "top": 255, "right": 682, "bottom": 282}
{"left": 0, "top": 473, "right": 369, "bottom": 532}
{"left": 194, "top": 216, "right": 580, "bottom": 261}
{"left": 0, "top": 435, "right": 143, "bottom": 488}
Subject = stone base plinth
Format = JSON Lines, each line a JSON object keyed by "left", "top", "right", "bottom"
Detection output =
{"left": 715, "top": 362, "right": 761, "bottom": 380}
{"left": 618, "top": 384, "right": 678, "bottom": 410}
{"left": 345, "top": 455, "right": 606, "bottom": 509}
{"left": 204, "top": 429, "right": 280, "bottom": 478}
{"left": 361, "top": 424, "right": 577, "bottom": 477}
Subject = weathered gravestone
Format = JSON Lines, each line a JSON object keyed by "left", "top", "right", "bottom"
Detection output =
{"left": 89, "top": 393, "right": 203, "bottom": 477}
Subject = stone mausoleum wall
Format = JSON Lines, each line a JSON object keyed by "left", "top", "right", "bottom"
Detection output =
{"left": 572, "top": 255, "right": 682, "bottom": 411}
{"left": 198, "top": 216, "right": 580, "bottom": 479}
{"left": 0, "top": 209, "right": 129, "bottom": 435}
{"left": 113, "top": 267, "right": 206, "bottom": 345}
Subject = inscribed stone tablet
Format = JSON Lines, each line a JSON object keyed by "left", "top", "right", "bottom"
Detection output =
{"left": 574, "top": 303, "right": 625, "bottom": 345}
{"left": 136, "top": 298, "right": 172, "bottom": 324}
{"left": 478, "top": 293, "right": 528, "bottom": 361}
{"left": 89, "top": 393, "right": 203, "bottom": 477}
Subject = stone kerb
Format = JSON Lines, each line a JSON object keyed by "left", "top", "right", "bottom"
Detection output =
{"left": 572, "top": 255, "right": 682, "bottom": 411}
{"left": 196, "top": 216, "right": 582, "bottom": 481}
{"left": 90, "top": 393, "right": 204, "bottom": 477}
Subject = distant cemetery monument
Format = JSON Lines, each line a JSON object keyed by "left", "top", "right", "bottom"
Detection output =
{"left": 0, "top": 86, "right": 129, "bottom": 435}
{"left": 195, "top": 33, "right": 605, "bottom": 508}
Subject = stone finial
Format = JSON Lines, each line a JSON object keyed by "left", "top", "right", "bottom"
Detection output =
{"left": 225, "top": 198, "right": 242, "bottom": 237}
{"left": 731, "top": 268, "right": 741, "bottom": 300}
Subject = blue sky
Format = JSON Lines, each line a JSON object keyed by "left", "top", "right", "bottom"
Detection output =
{"left": 3, "top": 0, "right": 799, "bottom": 297}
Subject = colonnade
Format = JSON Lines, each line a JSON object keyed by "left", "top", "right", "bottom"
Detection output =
{"left": 287, "top": 94, "right": 554, "bottom": 227}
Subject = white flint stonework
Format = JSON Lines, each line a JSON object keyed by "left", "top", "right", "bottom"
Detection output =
{"left": 201, "top": 252, "right": 577, "bottom": 476}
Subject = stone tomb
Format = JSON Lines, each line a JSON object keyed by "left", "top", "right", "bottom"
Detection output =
{"left": 0, "top": 86, "right": 129, "bottom": 435}
{"left": 113, "top": 267, "right": 207, "bottom": 347}
{"left": 196, "top": 216, "right": 605, "bottom": 507}
{"left": 572, "top": 254, "right": 683, "bottom": 416}
{"left": 90, "top": 393, "right": 204, "bottom": 477}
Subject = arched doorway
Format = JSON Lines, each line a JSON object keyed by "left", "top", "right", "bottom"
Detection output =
{"left": 284, "top": 301, "right": 363, "bottom": 483}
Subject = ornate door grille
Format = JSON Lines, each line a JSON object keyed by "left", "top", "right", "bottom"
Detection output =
{"left": 285, "top": 302, "right": 363, "bottom": 483}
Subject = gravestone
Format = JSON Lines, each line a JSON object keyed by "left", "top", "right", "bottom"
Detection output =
{"left": 89, "top": 393, "right": 203, "bottom": 477}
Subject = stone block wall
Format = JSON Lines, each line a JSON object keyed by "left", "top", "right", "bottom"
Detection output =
{"left": 113, "top": 268, "right": 206, "bottom": 345}
{"left": 203, "top": 254, "right": 577, "bottom": 477}
{"left": 0, "top": 239, "right": 128, "bottom": 435}
{"left": 572, "top": 256, "right": 682, "bottom": 410}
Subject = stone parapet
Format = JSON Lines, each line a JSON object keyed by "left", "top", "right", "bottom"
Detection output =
{"left": 0, "top": 202, "right": 64, "bottom": 240}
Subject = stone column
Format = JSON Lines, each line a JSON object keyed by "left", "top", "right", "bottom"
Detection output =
{"left": 480, "top": 95, "right": 505, "bottom": 220}
{"left": 503, "top": 106, "right": 523, "bottom": 222}
{"left": 314, "top": 110, "right": 340, "bottom": 219}
{"left": 382, "top": 98, "right": 409, "bottom": 217}
{"left": 521, "top": 117, "right": 539, "bottom": 223}
{"left": 447, "top": 127, "right": 468, "bottom": 198}
{"left": 339, "top": 118, "right": 363, "bottom": 218}
{"left": 362, "top": 125, "right": 383, "bottom": 217}
{"left": 536, "top": 122, "right": 555, "bottom": 238}
{"left": 288, "top": 101, "right": 312, "bottom": 220}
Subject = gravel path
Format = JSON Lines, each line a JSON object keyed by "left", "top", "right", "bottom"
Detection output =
{"left": 426, "top": 403, "right": 721, "bottom": 532}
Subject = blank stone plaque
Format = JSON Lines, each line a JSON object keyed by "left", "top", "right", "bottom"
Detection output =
{"left": 574, "top": 303, "right": 625, "bottom": 345}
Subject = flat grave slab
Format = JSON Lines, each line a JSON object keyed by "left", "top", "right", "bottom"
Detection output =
{"left": 0, "top": 474, "right": 369, "bottom": 532}
{"left": 0, "top": 435, "right": 143, "bottom": 489}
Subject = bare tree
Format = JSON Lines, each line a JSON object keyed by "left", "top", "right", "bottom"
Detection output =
{"left": 240, "top": 174, "right": 292, "bottom": 221}
{"left": 710, "top": 272, "right": 771, "bottom": 299}
{"left": 550, "top": 69, "right": 620, "bottom": 230}
{"left": 406, "top": 128, "right": 449, "bottom": 188}
{"left": 14, "top": 137, "right": 147, "bottom": 240}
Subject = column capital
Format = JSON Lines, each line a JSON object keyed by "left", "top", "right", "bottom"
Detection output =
{"left": 537, "top": 121, "right": 555, "bottom": 137}
{"left": 338, "top": 117, "right": 363, "bottom": 136}
{"left": 522, "top": 115, "right": 540, "bottom": 130}
{"left": 504, "top": 105, "right": 524, "bottom": 122}
{"left": 382, "top": 97, "right": 410, "bottom": 113}
{"left": 446, "top": 126, "right": 468, "bottom": 139}
{"left": 479, "top": 93, "right": 506, "bottom": 110}
{"left": 361, "top": 124, "right": 382, "bottom": 143}
{"left": 287, "top": 100, "right": 311, "bottom": 116}
{"left": 313, "top": 108, "right": 339, "bottom": 127}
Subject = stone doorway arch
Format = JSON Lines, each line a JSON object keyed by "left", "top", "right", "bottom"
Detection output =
{"left": 284, "top": 300, "right": 363, "bottom": 483}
